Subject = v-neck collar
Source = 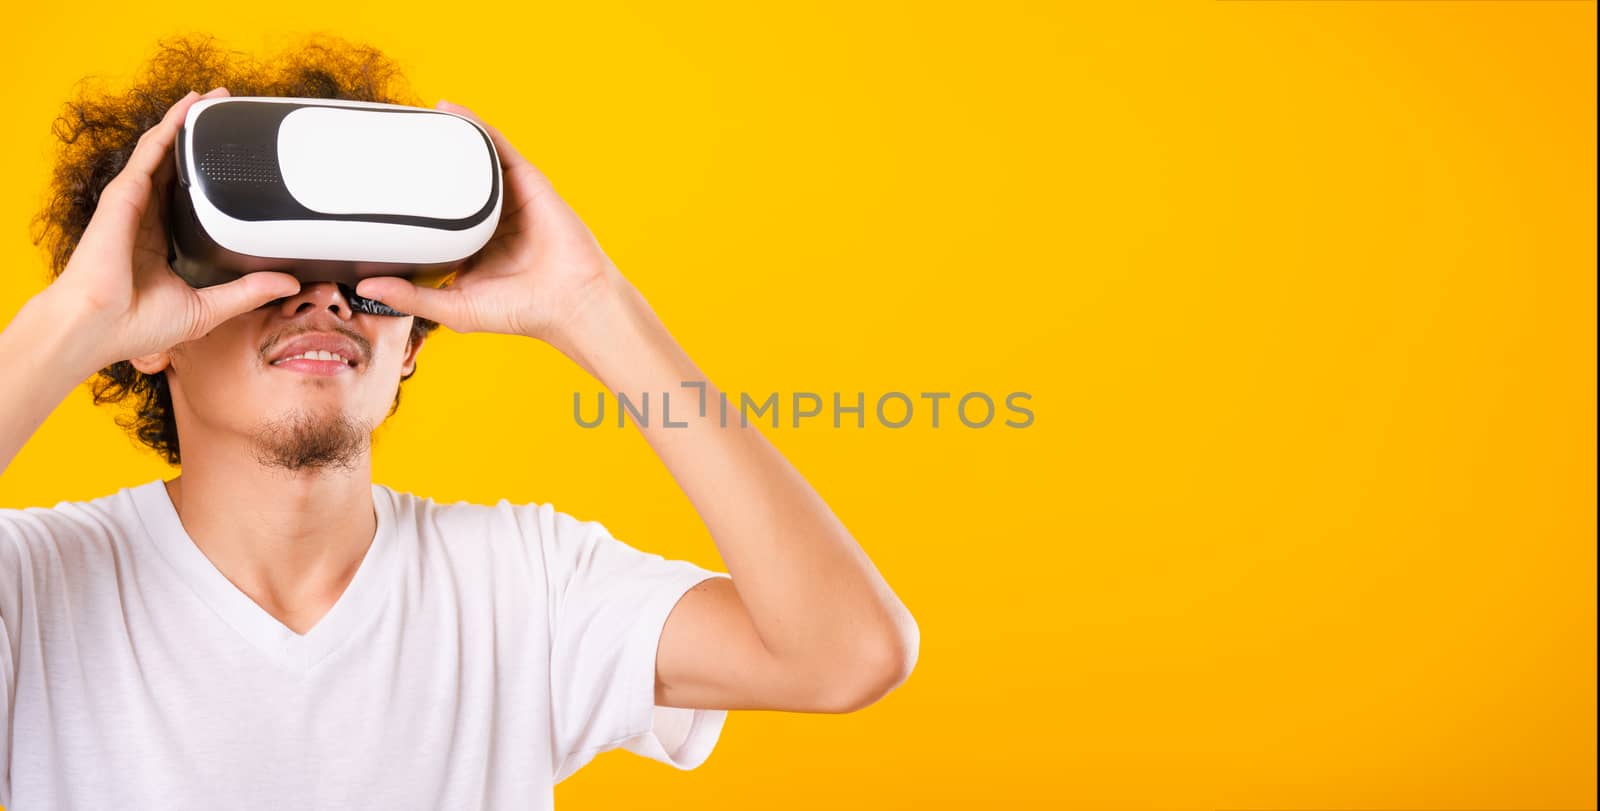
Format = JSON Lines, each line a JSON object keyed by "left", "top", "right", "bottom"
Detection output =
{"left": 129, "top": 478, "right": 400, "bottom": 676}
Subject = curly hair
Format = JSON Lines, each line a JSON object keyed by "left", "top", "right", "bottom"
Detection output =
{"left": 29, "top": 33, "right": 442, "bottom": 466}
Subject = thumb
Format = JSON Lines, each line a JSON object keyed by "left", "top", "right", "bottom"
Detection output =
{"left": 355, "top": 276, "right": 466, "bottom": 329}
{"left": 191, "top": 271, "right": 302, "bottom": 336}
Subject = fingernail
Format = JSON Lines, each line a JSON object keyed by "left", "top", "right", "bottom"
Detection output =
{"left": 206, "top": 86, "right": 226, "bottom": 95}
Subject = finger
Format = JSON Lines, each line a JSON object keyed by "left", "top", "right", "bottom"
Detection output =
{"left": 436, "top": 99, "right": 555, "bottom": 203}
{"left": 151, "top": 88, "right": 231, "bottom": 229}
{"left": 354, "top": 276, "right": 469, "bottom": 330}
{"left": 101, "top": 87, "right": 230, "bottom": 237}
{"left": 125, "top": 86, "right": 229, "bottom": 184}
{"left": 189, "top": 271, "right": 302, "bottom": 340}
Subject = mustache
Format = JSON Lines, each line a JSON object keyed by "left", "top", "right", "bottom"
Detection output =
{"left": 258, "top": 323, "right": 372, "bottom": 364}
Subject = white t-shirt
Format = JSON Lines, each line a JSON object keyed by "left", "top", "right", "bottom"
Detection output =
{"left": 0, "top": 479, "right": 732, "bottom": 810}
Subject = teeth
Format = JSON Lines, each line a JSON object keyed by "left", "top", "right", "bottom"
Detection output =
{"left": 273, "top": 350, "right": 351, "bottom": 365}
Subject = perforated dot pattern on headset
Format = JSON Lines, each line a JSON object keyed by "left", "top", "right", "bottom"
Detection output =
{"left": 198, "top": 147, "right": 281, "bottom": 184}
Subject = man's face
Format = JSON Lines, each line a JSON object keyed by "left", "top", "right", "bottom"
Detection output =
{"left": 131, "top": 281, "right": 425, "bottom": 471}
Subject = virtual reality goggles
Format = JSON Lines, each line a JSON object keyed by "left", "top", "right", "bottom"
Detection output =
{"left": 167, "top": 96, "right": 503, "bottom": 316}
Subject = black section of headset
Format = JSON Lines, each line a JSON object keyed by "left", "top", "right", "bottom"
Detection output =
{"left": 261, "top": 282, "right": 413, "bottom": 318}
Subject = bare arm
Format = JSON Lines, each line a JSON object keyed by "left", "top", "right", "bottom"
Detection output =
{"left": 0, "top": 293, "right": 106, "bottom": 478}
{"left": 558, "top": 273, "right": 921, "bottom": 714}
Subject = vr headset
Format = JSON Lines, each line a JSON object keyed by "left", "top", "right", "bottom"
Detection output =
{"left": 167, "top": 96, "right": 503, "bottom": 316}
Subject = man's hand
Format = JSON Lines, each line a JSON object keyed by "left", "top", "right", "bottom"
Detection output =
{"left": 51, "top": 86, "right": 302, "bottom": 370}
{"left": 352, "top": 100, "right": 619, "bottom": 352}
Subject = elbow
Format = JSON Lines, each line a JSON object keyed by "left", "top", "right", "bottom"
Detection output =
{"left": 822, "top": 614, "right": 921, "bottom": 714}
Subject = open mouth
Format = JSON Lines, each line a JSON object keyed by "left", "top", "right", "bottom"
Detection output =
{"left": 270, "top": 351, "right": 358, "bottom": 376}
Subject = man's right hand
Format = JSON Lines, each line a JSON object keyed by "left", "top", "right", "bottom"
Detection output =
{"left": 43, "top": 86, "right": 302, "bottom": 371}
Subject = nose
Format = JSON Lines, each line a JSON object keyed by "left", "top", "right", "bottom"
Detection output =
{"left": 277, "top": 281, "right": 356, "bottom": 321}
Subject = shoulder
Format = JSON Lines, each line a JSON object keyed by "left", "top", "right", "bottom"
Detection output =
{"left": 376, "top": 484, "right": 562, "bottom": 542}
{"left": 377, "top": 485, "right": 617, "bottom": 542}
{"left": 372, "top": 486, "right": 640, "bottom": 576}
{"left": 374, "top": 484, "right": 592, "bottom": 564}
{"left": 1, "top": 485, "right": 145, "bottom": 571}
{"left": 1, "top": 484, "right": 148, "bottom": 622}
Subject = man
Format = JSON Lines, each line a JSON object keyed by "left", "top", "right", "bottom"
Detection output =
{"left": 0, "top": 84, "right": 918, "bottom": 809}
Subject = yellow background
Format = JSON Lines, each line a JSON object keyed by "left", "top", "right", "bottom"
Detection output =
{"left": 1, "top": 1, "right": 1594, "bottom": 809}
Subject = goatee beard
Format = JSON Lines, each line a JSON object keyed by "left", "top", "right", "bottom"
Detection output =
{"left": 250, "top": 407, "right": 372, "bottom": 472}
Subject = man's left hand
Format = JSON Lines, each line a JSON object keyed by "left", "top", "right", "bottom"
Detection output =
{"left": 353, "top": 100, "right": 619, "bottom": 347}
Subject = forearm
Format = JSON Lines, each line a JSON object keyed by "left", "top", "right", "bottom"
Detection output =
{"left": 554, "top": 273, "right": 919, "bottom": 679}
{"left": 0, "top": 292, "right": 105, "bottom": 478}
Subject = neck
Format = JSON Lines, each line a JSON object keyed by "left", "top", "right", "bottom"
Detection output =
{"left": 163, "top": 446, "right": 378, "bottom": 636}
